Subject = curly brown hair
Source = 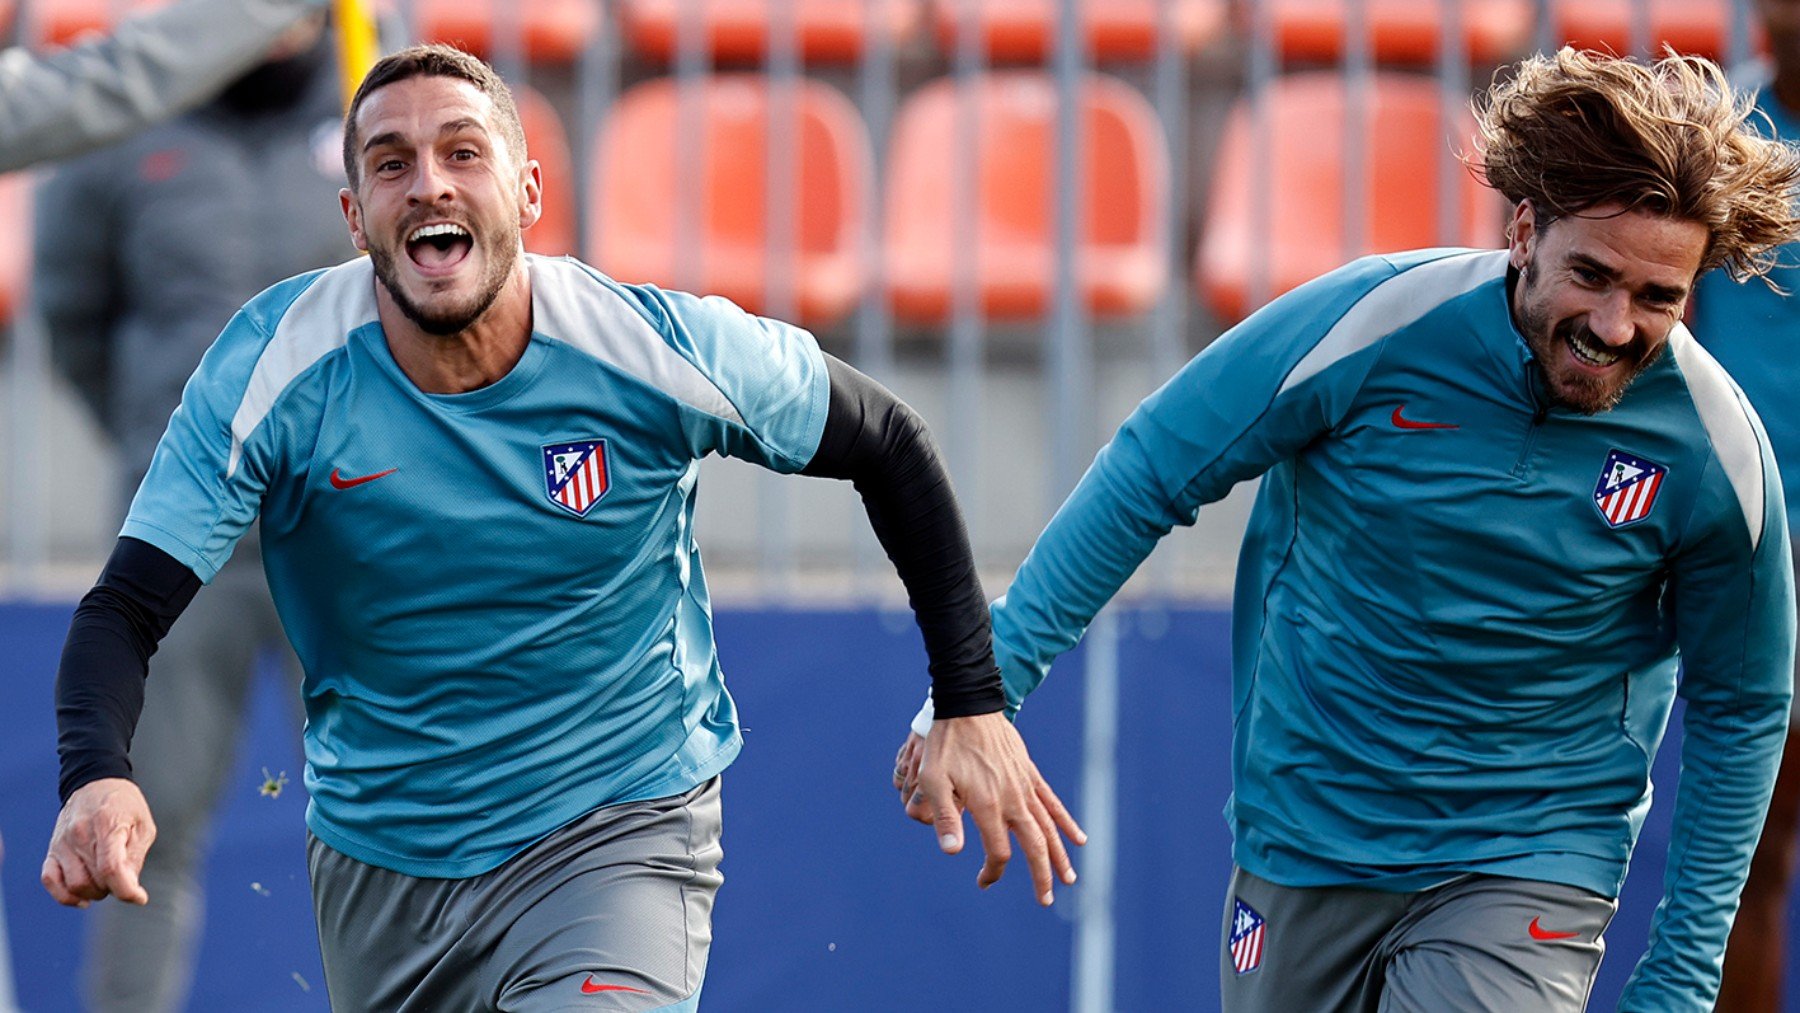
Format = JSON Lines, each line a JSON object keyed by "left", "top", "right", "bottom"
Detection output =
{"left": 1473, "top": 47, "right": 1800, "bottom": 280}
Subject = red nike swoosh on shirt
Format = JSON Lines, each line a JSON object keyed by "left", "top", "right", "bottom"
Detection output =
{"left": 328, "top": 467, "right": 398, "bottom": 490}
{"left": 580, "top": 976, "right": 649, "bottom": 995}
{"left": 1528, "top": 917, "right": 1580, "bottom": 941}
{"left": 1391, "top": 405, "right": 1459, "bottom": 430}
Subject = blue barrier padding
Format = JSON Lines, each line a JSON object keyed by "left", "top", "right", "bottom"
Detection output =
{"left": 0, "top": 602, "right": 1790, "bottom": 1011}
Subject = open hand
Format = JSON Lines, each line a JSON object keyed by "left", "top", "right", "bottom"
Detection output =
{"left": 897, "top": 713, "right": 1085, "bottom": 905}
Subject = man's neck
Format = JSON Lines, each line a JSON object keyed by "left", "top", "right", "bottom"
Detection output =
{"left": 378, "top": 269, "right": 533, "bottom": 395}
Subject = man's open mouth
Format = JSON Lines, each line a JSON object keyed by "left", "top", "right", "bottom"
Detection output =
{"left": 1566, "top": 327, "right": 1622, "bottom": 368}
{"left": 405, "top": 222, "right": 473, "bottom": 271}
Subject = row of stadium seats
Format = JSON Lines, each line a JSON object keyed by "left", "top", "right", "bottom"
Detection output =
{"left": 0, "top": 67, "right": 1497, "bottom": 331}
{"left": 8, "top": 0, "right": 1744, "bottom": 65}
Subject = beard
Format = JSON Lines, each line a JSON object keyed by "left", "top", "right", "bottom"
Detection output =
{"left": 368, "top": 221, "right": 518, "bottom": 336}
{"left": 1514, "top": 257, "right": 1663, "bottom": 415}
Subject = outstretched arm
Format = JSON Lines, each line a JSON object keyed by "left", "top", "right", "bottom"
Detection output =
{"left": 0, "top": 0, "right": 324, "bottom": 173}
{"left": 42, "top": 537, "right": 200, "bottom": 908}
{"left": 801, "top": 354, "right": 1085, "bottom": 904}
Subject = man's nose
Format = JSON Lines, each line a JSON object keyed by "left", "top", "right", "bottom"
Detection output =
{"left": 1588, "top": 291, "right": 1635, "bottom": 346}
{"left": 407, "top": 157, "right": 452, "bottom": 204}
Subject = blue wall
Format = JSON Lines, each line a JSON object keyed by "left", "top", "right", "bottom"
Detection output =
{"left": 0, "top": 603, "right": 1785, "bottom": 1011}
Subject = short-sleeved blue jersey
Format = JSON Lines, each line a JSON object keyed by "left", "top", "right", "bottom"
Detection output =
{"left": 986, "top": 250, "right": 1793, "bottom": 1010}
{"left": 124, "top": 254, "right": 829, "bottom": 878}
{"left": 1693, "top": 85, "right": 1800, "bottom": 536}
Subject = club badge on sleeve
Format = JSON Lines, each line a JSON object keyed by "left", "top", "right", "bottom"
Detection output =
{"left": 543, "top": 440, "right": 610, "bottom": 517}
{"left": 1592, "top": 448, "right": 1667, "bottom": 529}
{"left": 1230, "top": 897, "right": 1267, "bottom": 974}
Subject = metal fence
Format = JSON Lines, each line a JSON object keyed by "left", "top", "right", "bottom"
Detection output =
{"left": 0, "top": 0, "right": 1760, "bottom": 603}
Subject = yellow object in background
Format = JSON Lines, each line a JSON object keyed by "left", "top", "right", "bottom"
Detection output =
{"left": 334, "top": 0, "right": 381, "bottom": 112}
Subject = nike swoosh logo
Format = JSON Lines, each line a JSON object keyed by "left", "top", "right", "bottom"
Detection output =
{"left": 328, "top": 467, "right": 398, "bottom": 490}
{"left": 1391, "top": 405, "right": 1459, "bottom": 430}
{"left": 1528, "top": 916, "right": 1580, "bottom": 941}
{"left": 580, "top": 976, "right": 649, "bottom": 995}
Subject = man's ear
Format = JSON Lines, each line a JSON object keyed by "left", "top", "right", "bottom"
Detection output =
{"left": 1508, "top": 199, "right": 1537, "bottom": 271}
{"left": 517, "top": 159, "right": 544, "bottom": 233}
{"left": 341, "top": 188, "right": 369, "bottom": 253}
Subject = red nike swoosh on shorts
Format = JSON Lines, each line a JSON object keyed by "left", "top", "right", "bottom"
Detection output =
{"left": 1528, "top": 916, "right": 1580, "bottom": 941}
{"left": 328, "top": 467, "right": 398, "bottom": 490}
{"left": 580, "top": 975, "right": 649, "bottom": 995}
{"left": 1390, "top": 405, "right": 1459, "bottom": 430}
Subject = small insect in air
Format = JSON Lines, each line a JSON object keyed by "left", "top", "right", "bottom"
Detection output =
{"left": 260, "top": 768, "right": 290, "bottom": 799}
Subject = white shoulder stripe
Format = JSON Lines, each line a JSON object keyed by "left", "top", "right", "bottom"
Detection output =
{"left": 227, "top": 258, "right": 375, "bottom": 478}
{"left": 1279, "top": 250, "right": 1507, "bottom": 395}
{"left": 529, "top": 257, "right": 745, "bottom": 426}
{"left": 1669, "top": 324, "right": 1767, "bottom": 550}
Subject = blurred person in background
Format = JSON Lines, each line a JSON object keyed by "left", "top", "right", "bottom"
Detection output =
{"left": 0, "top": 1, "right": 325, "bottom": 1010}
{"left": 0, "top": 0, "right": 326, "bottom": 173}
{"left": 38, "top": 43, "right": 1082, "bottom": 1010}
{"left": 1705, "top": 1, "right": 1800, "bottom": 1009}
{"left": 901, "top": 48, "right": 1800, "bottom": 1012}
{"left": 31, "top": 13, "right": 351, "bottom": 1011}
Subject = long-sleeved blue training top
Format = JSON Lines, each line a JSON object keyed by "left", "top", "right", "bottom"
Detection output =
{"left": 984, "top": 249, "right": 1794, "bottom": 1010}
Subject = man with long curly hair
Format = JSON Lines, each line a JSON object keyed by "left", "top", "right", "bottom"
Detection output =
{"left": 898, "top": 48, "right": 1800, "bottom": 1011}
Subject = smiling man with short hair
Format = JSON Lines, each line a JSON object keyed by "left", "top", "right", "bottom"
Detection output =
{"left": 40, "top": 43, "right": 1084, "bottom": 1012}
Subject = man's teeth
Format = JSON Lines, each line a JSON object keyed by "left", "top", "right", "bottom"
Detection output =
{"left": 1567, "top": 331, "right": 1621, "bottom": 367}
{"left": 409, "top": 223, "right": 470, "bottom": 243}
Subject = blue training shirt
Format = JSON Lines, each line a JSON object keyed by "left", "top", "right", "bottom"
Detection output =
{"left": 1692, "top": 83, "right": 1800, "bottom": 537}
{"left": 124, "top": 254, "right": 829, "bottom": 878}
{"left": 989, "top": 249, "right": 1793, "bottom": 1010}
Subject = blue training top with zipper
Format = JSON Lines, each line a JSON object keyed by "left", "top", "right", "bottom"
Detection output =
{"left": 986, "top": 248, "right": 1794, "bottom": 1011}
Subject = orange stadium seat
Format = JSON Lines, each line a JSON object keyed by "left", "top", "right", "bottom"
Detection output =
{"left": 621, "top": 0, "right": 921, "bottom": 62}
{"left": 885, "top": 72, "right": 1169, "bottom": 322}
{"left": 1553, "top": 0, "right": 1732, "bottom": 59}
{"left": 0, "top": 1, "right": 15, "bottom": 40}
{"left": 31, "top": 0, "right": 166, "bottom": 46}
{"left": 1198, "top": 71, "right": 1503, "bottom": 323}
{"left": 589, "top": 75, "right": 872, "bottom": 324}
{"left": 1266, "top": 0, "right": 1533, "bottom": 64}
{"left": 0, "top": 174, "right": 31, "bottom": 327}
{"left": 412, "top": 0, "right": 601, "bottom": 62}
{"left": 515, "top": 86, "right": 575, "bottom": 257}
{"left": 931, "top": 0, "right": 1228, "bottom": 61}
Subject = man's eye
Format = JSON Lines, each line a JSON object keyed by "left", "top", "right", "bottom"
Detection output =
{"left": 452, "top": 148, "right": 477, "bottom": 161}
{"left": 1573, "top": 266, "right": 1604, "bottom": 285}
{"left": 376, "top": 159, "right": 405, "bottom": 173}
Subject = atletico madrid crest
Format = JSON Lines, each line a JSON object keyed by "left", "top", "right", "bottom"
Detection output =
{"left": 1229, "top": 898, "right": 1266, "bottom": 975}
{"left": 1592, "top": 448, "right": 1668, "bottom": 529}
{"left": 543, "top": 440, "right": 610, "bottom": 517}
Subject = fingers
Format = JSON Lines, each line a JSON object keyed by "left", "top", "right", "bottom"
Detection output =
{"left": 1037, "top": 776, "right": 1088, "bottom": 848}
{"left": 927, "top": 773, "right": 966, "bottom": 854}
{"left": 969, "top": 805, "right": 1012, "bottom": 891}
{"left": 1039, "top": 800, "right": 1077, "bottom": 889}
{"left": 40, "top": 854, "right": 85, "bottom": 908}
{"left": 98, "top": 826, "right": 148, "bottom": 905}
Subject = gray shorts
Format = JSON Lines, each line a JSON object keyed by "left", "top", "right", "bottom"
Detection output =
{"left": 1220, "top": 865, "right": 1617, "bottom": 1013}
{"left": 308, "top": 778, "right": 723, "bottom": 1012}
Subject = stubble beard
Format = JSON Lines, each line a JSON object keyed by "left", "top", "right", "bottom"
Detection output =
{"left": 1515, "top": 257, "right": 1662, "bottom": 416}
{"left": 369, "top": 226, "right": 519, "bottom": 337}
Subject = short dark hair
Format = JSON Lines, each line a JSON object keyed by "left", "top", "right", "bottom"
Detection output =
{"left": 341, "top": 43, "right": 527, "bottom": 188}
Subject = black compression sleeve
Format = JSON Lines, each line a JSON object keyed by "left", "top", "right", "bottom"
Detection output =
{"left": 801, "top": 354, "right": 1006, "bottom": 718}
{"left": 55, "top": 536, "right": 202, "bottom": 802}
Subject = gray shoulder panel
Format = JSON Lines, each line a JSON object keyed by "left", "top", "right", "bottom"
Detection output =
{"left": 1669, "top": 324, "right": 1768, "bottom": 550}
{"left": 1279, "top": 250, "right": 1507, "bottom": 395}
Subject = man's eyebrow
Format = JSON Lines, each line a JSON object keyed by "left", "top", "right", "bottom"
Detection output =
{"left": 362, "top": 130, "right": 405, "bottom": 155}
{"left": 361, "top": 119, "right": 490, "bottom": 155}
{"left": 1567, "top": 252, "right": 1620, "bottom": 279}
